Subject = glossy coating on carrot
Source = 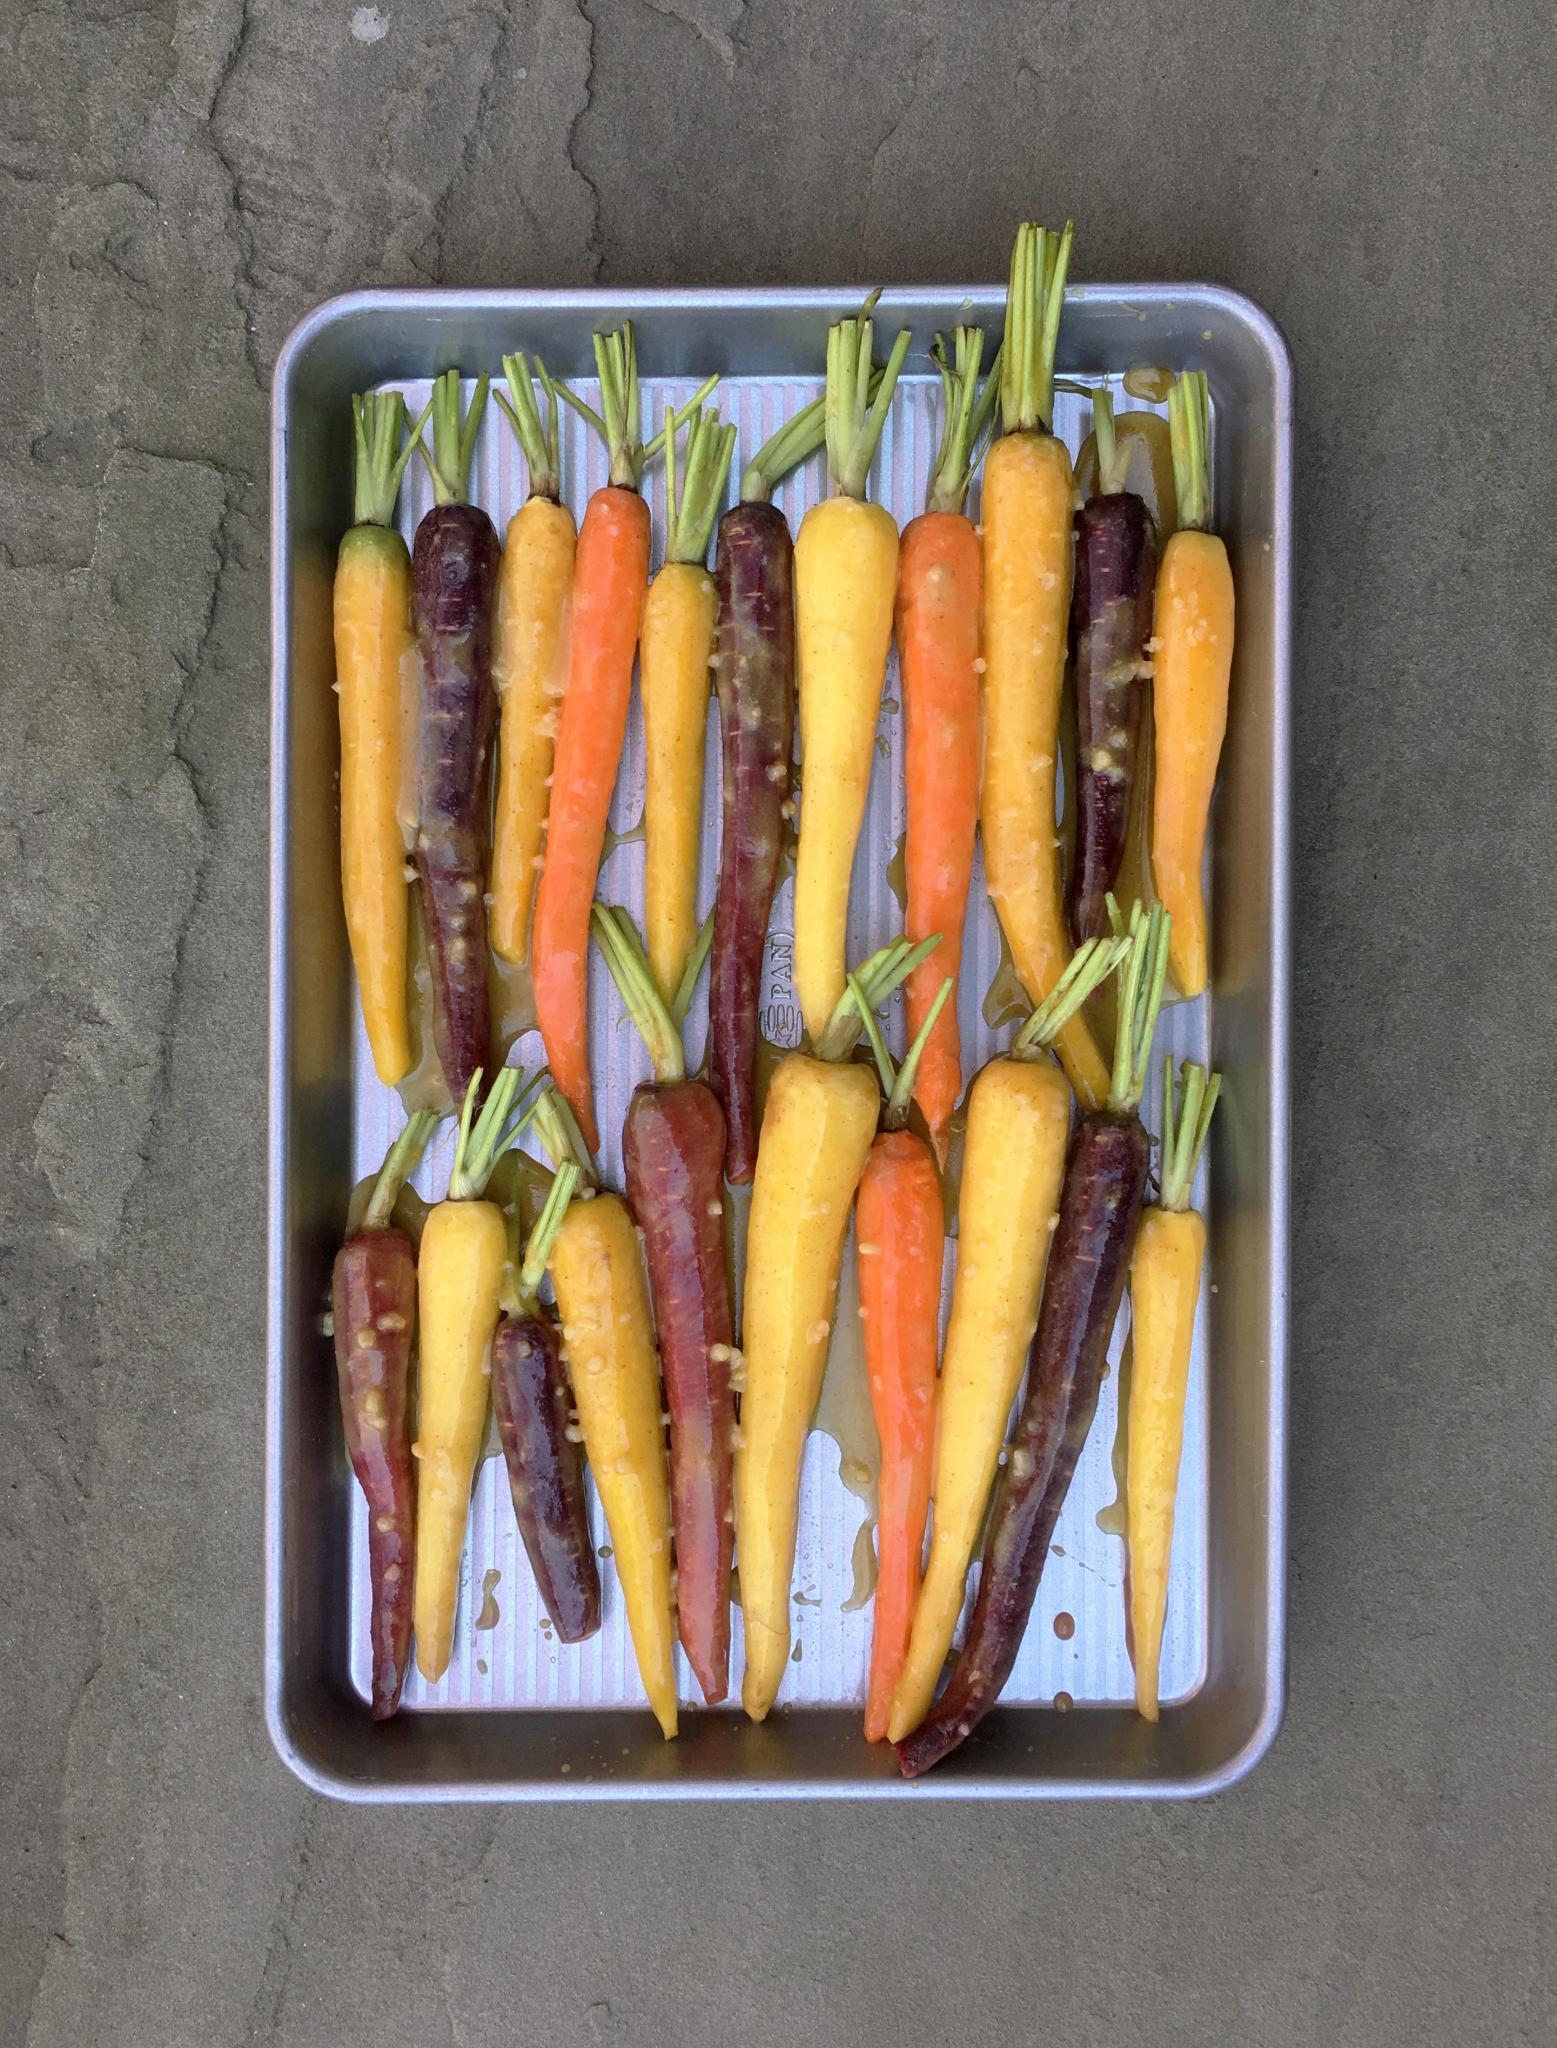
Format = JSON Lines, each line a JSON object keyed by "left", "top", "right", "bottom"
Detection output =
{"left": 413, "top": 501, "right": 499, "bottom": 1104}
{"left": 897, "top": 511, "right": 980, "bottom": 1161}
{"left": 623, "top": 1081, "right": 735, "bottom": 1702}
{"left": 857, "top": 1129, "right": 942, "bottom": 1742}
{"left": 531, "top": 484, "right": 651, "bottom": 1150}
{"left": 896, "top": 1112, "right": 1149, "bottom": 1777}
{"left": 331, "top": 1227, "right": 417, "bottom": 1716}
{"left": 709, "top": 500, "right": 795, "bottom": 1182}
{"left": 1067, "top": 491, "right": 1157, "bottom": 942}
{"left": 491, "top": 1311, "right": 601, "bottom": 1644}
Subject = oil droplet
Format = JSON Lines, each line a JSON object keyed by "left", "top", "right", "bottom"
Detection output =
{"left": 885, "top": 828, "right": 907, "bottom": 913}
{"left": 1074, "top": 411, "right": 1178, "bottom": 534}
{"left": 1122, "top": 365, "right": 1173, "bottom": 403}
{"left": 1053, "top": 1611, "right": 1075, "bottom": 1641}
{"left": 811, "top": 1222, "right": 882, "bottom": 1611}
{"left": 476, "top": 1655, "right": 489, "bottom": 1675}
{"left": 842, "top": 1518, "right": 877, "bottom": 1614}
{"left": 1053, "top": 1690, "right": 1074, "bottom": 1713}
{"left": 1096, "top": 1334, "right": 1133, "bottom": 1537}
{"left": 790, "top": 1640, "right": 803, "bottom": 1663}
{"left": 490, "top": 950, "right": 538, "bottom": 1054}
{"left": 981, "top": 920, "right": 1030, "bottom": 1033}
{"left": 599, "top": 1544, "right": 613, "bottom": 1559}
{"left": 475, "top": 1568, "right": 502, "bottom": 1630}
{"left": 793, "top": 1588, "right": 822, "bottom": 1608}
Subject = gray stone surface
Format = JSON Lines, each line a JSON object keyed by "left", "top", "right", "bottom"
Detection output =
{"left": 1, "top": 0, "right": 1552, "bottom": 2041}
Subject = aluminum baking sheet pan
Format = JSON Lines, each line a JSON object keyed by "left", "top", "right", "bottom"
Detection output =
{"left": 269, "top": 284, "right": 1290, "bottom": 1800}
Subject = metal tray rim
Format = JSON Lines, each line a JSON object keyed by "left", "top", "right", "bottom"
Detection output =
{"left": 267, "top": 279, "right": 1291, "bottom": 1804}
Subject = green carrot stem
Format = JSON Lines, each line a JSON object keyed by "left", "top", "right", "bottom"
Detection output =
{"left": 885, "top": 976, "right": 956, "bottom": 1129}
{"left": 362, "top": 1110, "right": 441, "bottom": 1231}
{"left": 518, "top": 1160, "right": 580, "bottom": 1306}
{"left": 1107, "top": 901, "right": 1171, "bottom": 1114}
{"left": 814, "top": 932, "right": 942, "bottom": 1063}
{"left": 417, "top": 369, "right": 490, "bottom": 508}
{"left": 495, "top": 351, "right": 563, "bottom": 502}
{"left": 825, "top": 296, "right": 912, "bottom": 500}
{"left": 925, "top": 327, "right": 995, "bottom": 516}
{"left": 741, "top": 357, "right": 888, "bottom": 503}
{"left": 1093, "top": 387, "right": 1133, "bottom": 496}
{"left": 590, "top": 904, "right": 685, "bottom": 1085}
{"left": 665, "top": 406, "right": 737, "bottom": 565}
{"left": 999, "top": 220, "right": 1075, "bottom": 438}
{"left": 848, "top": 971, "right": 896, "bottom": 1097}
{"left": 669, "top": 910, "right": 716, "bottom": 1028}
{"left": 1157, "top": 1058, "right": 1222, "bottom": 1213}
{"left": 555, "top": 321, "right": 718, "bottom": 491}
{"left": 531, "top": 1086, "right": 596, "bottom": 1183}
{"left": 351, "top": 391, "right": 431, "bottom": 528}
{"left": 447, "top": 1068, "right": 534, "bottom": 1202}
{"left": 1168, "top": 370, "right": 1211, "bottom": 532}
{"left": 1010, "top": 935, "right": 1130, "bottom": 1059}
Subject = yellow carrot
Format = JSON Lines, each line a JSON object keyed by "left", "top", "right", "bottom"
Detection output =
{"left": 1151, "top": 373, "right": 1235, "bottom": 999}
{"left": 535, "top": 1092, "right": 678, "bottom": 1738}
{"left": 887, "top": 937, "right": 1124, "bottom": 1743}
{"left": 414, "top": 1068, "right": 529, "bottom": 1682}
{"left": 641, "top": 405, "right": 736, "bottom": 1001}
{"left": 490, "top": 355, "right": 576, "bottom": 963}
{"left": 1129, "top": 1058, "right": 1220, "bottom": 1719}
{"left": 979, "top": 223, "right": 1110, "bottom": 1109}
{"left": 333, "top": 391, "right": 427, "bottom": 1085}
{"left": 735, "top": 937, "right": 932, "bottom": 1720}
{"left": 792, "top": 304, "right": 912, "bottom": 1043}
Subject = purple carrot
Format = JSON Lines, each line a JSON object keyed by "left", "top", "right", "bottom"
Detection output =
{"left": 594, "top": 904, "right": 736, "bottom": 1705}
{"left": 330, "top": 1111, "right": 439, "bottom": 1718}
{"left": 1067, "top": 393, "right": 1158, "bottom": 945}
{"left": 897, "top": 904, "right": 1169, "bottom": 1778}
{"left": 490, "top": 1162, "right": 602, "bottom": 1643}
{"left": 412, "top": 369, "right": 498, "bottom": 1104}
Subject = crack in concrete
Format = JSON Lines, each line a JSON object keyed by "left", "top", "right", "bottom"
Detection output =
{"left": 205, "top": 0, "right": 266, "bottom": 392}
{"left": 565, "top": 0, "right": 605, "bottom": 279}
{"left": 635, "top": 0, "right": 737, "bottom": 73}
{"left": 239, "top": 1802, "right": 318, "bottom": 2043}
{"left": 858, "top": 36, "right": 935, "bottom": 263}
{"left": 426, "top": 0, "right": 520, "bottom": 278}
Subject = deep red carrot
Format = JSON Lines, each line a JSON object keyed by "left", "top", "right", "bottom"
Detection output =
{"left": 412, "top": 372, "right": 499, "bottom": 1105}
{"left": 1067, "top": 390, "right": 1159, "bottom": 944}
{"left": 594, "top": 904, "right": 734, "bottom": 1704}
{"left": 896, "top": 903, "right": 1169, "bottom": 1778}
{"left": 330, "top": 1111, "right": 439, "bottom": 1718}
{"left": 490, "top": 1161, "right": 602, "bottom": 1644}
{"left": 851, "top": 975, "right": 955, "bottom": 1741}
{"left": 707, "top": 398, "right": 825, "bottom": 1183}
{"left": 531, "top": 329, "right": 716, "bottom": 1151}
{"left": 896, "top": 327, "right": 997, "bottom": 1163}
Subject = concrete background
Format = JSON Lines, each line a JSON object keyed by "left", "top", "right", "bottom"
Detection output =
{"left": 3, "top": 0, "right": 1552, "bottom": 2041}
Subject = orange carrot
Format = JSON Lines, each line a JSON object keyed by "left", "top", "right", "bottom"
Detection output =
{"left": 530, "top": 326, "right": 715, "bottom": 1149}
{"left": 851, "top": 976, "right": 953, "bottom": 1742}
{"left": 896, "top": 328, "right": 997, "bottom": 1163}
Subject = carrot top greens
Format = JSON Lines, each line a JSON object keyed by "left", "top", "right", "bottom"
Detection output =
{"left": 824, "top": 293, "right": 912, "bottom": 501}
{"left": 1156, "top": 1058, "right": 1222, "bottom": 1213}
{"left": 418, "top": 369, "right": 491, "bottom": 508}
{"left": 516, "top": 1159, "right": 580, "bottom": 1308}
{"left": 663, "top": 406, "right": 737, "bottom": 566}
{"left": 1106, "top": 899, "right": 1171, "bottom": 1115}
{"left": 496, "top": 351, "right": 564, "bottom": 503}
{"left": 362, "top": 1110, "right": 440, "bottom": 1231}
{"left": 1092, "top": 388, "right": 1134, "bottom": 497}
{"left": 816, "top": 932, "right": 940, "bottom": 1063}
{"left": 557, "top": 322, "right": 719, "bottom": 491}
{"left": 351, "top": 390, "right": 432, "bottom": 528}
{"left": 1167, "top": 370, "right": 1211, "bottom": 533}
{"left": 999, "top": 220, "right": 1074, "bottom": 438}
{"left": 925, "top": 326, "right": 1001, "bottom": 516}
{"left": 531, "top": 1085, "right": 597, "bottom": 1183}
{"left": 849, "top": 973, "right": 955, "bottom": 1131}
{"left": 740, "top": 392, "right": 827, "bottom": 505}
{"left": 447, "top": 1067, "right": 535, "bottom": 1202}
{"left": 1009, "top": 934, "right": 1129, "bottom": 1059}
{"left": 590, "top": 903, "right": 713, "bottom": 1083}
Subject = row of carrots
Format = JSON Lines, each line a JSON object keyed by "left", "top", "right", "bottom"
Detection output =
{"left": 329, "top": 219, "right": 1237, "bottom": 1775}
